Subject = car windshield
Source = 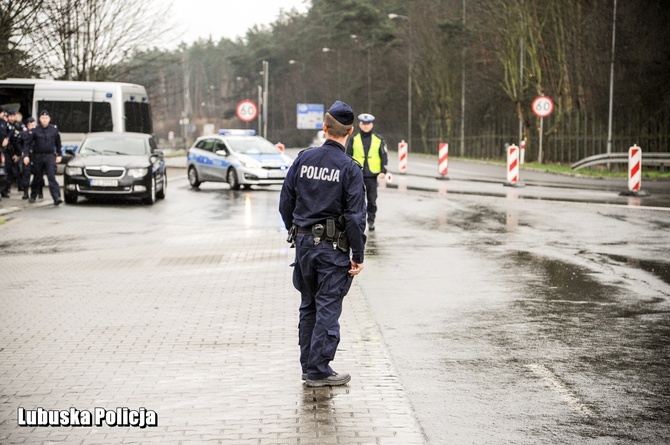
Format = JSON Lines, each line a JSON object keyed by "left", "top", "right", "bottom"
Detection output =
{"left": 80, "top": 137, "right": 148, "bottom": 155}
{"left": 226, "top": 136, "right": 279, "bottom": 155}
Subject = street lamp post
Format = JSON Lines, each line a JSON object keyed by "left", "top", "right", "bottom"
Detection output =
{"left": 351, "top": 34, "right": 372, "bottom": 112}
{"left": 288, "top": 59, "right": 306, "bottom": 102}
{"left": 322, "top": 47, "right": 341, "bottom": 97}
{"left": 389, "top": 13, "right": 412, "bottom": 150}
{"left": 260, "top": 60, "right": 269, "bottom": 138}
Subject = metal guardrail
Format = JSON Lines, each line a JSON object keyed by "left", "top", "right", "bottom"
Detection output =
{"left": 571, "top": 152, "right": 670, "bottom": 170}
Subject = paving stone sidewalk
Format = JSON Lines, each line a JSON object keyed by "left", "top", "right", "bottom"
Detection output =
{"left": 0, "top": 214, "right": 426, "bottom": 444}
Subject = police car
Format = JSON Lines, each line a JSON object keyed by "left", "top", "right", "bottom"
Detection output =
{"left": 186, "top": 130, "right": 292, "bottom": 190}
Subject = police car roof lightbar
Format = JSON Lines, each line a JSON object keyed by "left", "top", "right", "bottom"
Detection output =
{"left": 218, "top": 129, "right": 256, "bottom": 136}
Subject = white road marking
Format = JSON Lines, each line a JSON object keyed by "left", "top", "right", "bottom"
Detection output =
{"left": 526, "top": 363, "right": 596, "bottom": 418}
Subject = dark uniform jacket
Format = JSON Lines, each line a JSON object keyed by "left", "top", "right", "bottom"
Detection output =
{"left": 279, "top": 139, "right": 367, "bottom": 263}
{"left": 24, "top": 124, "right": 62, "bottom": 156}
{"left": 7, "top": 121, "right": 24, "bottom": 157}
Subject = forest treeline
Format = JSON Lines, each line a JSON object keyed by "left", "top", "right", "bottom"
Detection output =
{"left": 2, "top": 0, "right": 669, "bottom": 162}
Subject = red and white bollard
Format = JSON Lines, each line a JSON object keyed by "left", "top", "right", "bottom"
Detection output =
{"left": 520, "top": 139, "right": 526, "bottom": 164}
{"left": 398, "top": 140, "right": 408, "bottom": 174}
{"left": 620, "top": 144, "right": 649, "bottom": 197}
{"left": 275, "top": 142, "right": 285, "bottom": 153}
{"left": 437, "top": 142, "right": 449, "bottom": 180}
{"left": 504, "top": 144, "right": 525, "bottom": 187}
{"left": 628, "top": 144, "right": 641, "bottom": 193}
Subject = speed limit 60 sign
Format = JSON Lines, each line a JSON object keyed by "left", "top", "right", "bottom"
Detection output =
{"left": 532, "top": 95, "right": 554, "bottom": 118}
{"left": 236, "top": 100, "right": 258, "bottom": 122}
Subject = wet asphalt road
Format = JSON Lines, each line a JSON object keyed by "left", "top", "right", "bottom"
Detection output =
{"left": 364, "top": 187, "right": 670, "bottom": 444}
{"left": 2, "top": 161, "right": 669, "bottom": 444}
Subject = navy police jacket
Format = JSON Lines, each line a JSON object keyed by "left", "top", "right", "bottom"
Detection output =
{"left": 24, "top": 124, "right": 62, "bottom": 156}
{"left": 279, "top": 139, "right": 367, "bottom": 263}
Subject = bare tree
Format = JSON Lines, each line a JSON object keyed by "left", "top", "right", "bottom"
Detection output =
{"left": 0, "top": 0, "right": 47, "bottom": 78}
{"left": 28, "top": 0, "right": 172, "bottom": 80}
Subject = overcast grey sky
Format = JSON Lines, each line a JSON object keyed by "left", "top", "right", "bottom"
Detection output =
{"left": 169, "top": 0, "right": 309, "bottom": 46}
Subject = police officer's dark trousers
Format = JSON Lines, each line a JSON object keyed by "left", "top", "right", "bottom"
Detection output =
{"left": 31, "top": 153, "right": 60, "bottom": 200}
{"left": 293, "top": 232, "right": 353, "bottom": 380}
{"left": 19, "top": 157, "right": 31, "bottom": 193}
{"left": 363, "top": 176, "right": 378, "bottom": 225}
{"left": 1, "top": 152, "right": 19, "bottom": 194}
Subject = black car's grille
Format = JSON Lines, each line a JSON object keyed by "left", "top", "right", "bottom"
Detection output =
{"left": 85, "top": 167, "right": 125, "bottom": 178}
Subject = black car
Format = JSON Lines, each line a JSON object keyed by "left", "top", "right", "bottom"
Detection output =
{"left": 63, "top": 132, "right": 166, "bottom": 205}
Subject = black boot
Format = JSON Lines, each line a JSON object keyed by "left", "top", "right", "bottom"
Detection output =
{"left": 22, "top": 191, "right": 29, "bottom": 200}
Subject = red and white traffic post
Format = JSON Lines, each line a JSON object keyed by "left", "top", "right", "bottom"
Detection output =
{"left": 275, "top": 142, "right": 285, "bottom": 153}
{"left": 398, "top": 140, "right": 408, "bottom": 173}
{"left": 436, "top": 142, "right": 449, "bottom": 180}
{"left": 504, "top": 144, "right": 525, "bottom": 187}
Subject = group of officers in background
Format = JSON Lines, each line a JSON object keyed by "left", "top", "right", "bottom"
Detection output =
{"left": 0, "top": 106, "right": 63, "bottom": 205}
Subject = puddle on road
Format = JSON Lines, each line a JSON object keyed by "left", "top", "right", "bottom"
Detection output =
{"left": 507, "top": 251, "right": 669, "bottom": 319}
{"left": 510, "top": 251, "right": 618, "bottom": 306}
{"left": 603, "top": 254, "right": 670, "bottom": 287}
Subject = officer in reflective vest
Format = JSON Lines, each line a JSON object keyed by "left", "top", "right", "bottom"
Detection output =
{"left": 279, "top": 100, "right": 366, "bottom": 387}
{"left": 345, "top": 113, "right": 388, "bottom": 231}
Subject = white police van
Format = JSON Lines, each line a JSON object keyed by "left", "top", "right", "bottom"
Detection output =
{"left": 186, "top": 129, "right": 292, "bottom": 190}
{"left": 0, "top": 79, "right": 152, "bottom": 170}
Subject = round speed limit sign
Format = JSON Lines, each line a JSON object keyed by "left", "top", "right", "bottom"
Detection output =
{"left": 236, "top": 100, "right": 258, "bottom": 122}
{"left": 532, "top": 95, "right": 554, "bottom": 118}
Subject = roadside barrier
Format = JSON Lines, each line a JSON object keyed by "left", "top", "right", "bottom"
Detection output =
{"left": 437, "top": 142, "right": 449, "bottom": 180}
{"left": 620, "top": 144, "right": 649, "bottom": 197}
{"left": 504, "top": 144, "right": 525, "bottom": 187}
{"left": 398, "top": 140, "right": 408, "bottom": 173}
{"left": 628, "top": 144, "right": 641, "bottom": 192}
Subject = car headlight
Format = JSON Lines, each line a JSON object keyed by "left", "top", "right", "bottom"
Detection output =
{"left": 239, "top": 159, "right": 261, "bottom": 169}
{"left": 65, "top": 166, "right": 83, "bottom": 176}
{"left": 127, "top": 168, "right": 148, "bottom": 178}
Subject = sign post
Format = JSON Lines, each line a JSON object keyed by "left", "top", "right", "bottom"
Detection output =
{"left": 532, "top": 95, "right": 554, "bottom": 164}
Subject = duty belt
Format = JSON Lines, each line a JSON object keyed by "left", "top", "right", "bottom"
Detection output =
{"left": 293, "top": 221, "right": 350, "bottom": 253}
{"left": 297, "top": 225, "right": 320, "bottom": 234}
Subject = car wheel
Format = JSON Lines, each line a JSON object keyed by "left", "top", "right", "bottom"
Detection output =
{"left": 157, "top": 172, "right": 167, "bottom": 199}
{"left": 227, "top": 168, "right": 241, "bottom": 190}
{"left": 143, "top": 176, "right": 156, "bottom": 205}
{"left": 188, "top": 166, "right": 201, "bottom": 188}
{"left": 64, "top": 192, "right": 78, "bottom": 204}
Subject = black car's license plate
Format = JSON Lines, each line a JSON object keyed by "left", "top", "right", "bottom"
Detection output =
{"left": 90, "top": 179, "right": 119, "bottom": 187}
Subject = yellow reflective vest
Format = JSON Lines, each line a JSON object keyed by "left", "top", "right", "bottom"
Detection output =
{"left": 351, "top": 133, "right": 383, "bottom": 174}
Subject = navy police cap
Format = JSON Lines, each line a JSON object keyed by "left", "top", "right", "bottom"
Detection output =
{"left": 7, "top": 109, "right": 15, "bottom": 116}
{"left": 327, "top": 100, "right": 354, "bottom": 126}
{"left": 26, "top": 117, "right": 36, "bottom": 123}
{"left": 39, "top": 110, "right": 50, "bottom": 116}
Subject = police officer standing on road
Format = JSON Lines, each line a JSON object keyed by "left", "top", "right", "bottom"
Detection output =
{"left": 345, "top": 113, "right": 388, "bottom": 231}
{"left": 19, "top": 117, "right": 37, "bottom": 200}
{"left": 1, "top": 110, "right": 23, "bottom": 197}
{"left": 24, "top": 110, "right": 63, "bottom": 205}
{"left": 279, "top": 100, "right": 367, "bottom": 387}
